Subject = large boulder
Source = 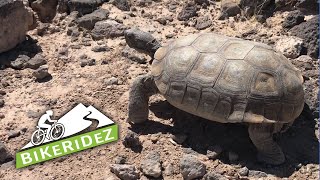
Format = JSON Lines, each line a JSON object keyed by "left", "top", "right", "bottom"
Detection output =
{"left": 31, "top": 0, "right": 58, "bottom": 22}
{"left": 0, "top": 0, "right": 34, "bottom": 53}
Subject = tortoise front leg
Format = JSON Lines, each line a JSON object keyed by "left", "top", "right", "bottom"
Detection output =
{"left": 128, "top": 74, "right": 158, "bottom": 123}
{"left": 248, "top": 123, "right": 285, "bottom": 165}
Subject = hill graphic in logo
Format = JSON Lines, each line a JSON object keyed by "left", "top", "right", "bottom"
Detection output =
{"left": 16, "top": 103, "right": 118, "bottom": 168}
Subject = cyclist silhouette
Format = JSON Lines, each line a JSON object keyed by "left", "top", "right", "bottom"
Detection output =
{"left": 37, "top": 110, "right": 56, "bottom": 135}
{"left": 31, "top": 110, "right": 65, "bottom": 146}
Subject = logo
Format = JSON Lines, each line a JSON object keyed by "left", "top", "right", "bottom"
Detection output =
{"left": 16, "top": 103, "right": 118, "bottom": 168}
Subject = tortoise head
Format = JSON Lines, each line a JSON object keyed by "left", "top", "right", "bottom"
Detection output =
{"left": 124, "top": 28, "right": 161, "bottom": 57}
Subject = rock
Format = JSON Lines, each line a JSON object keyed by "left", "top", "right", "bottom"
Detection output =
{"left": 0, "top": 99, "right": 4, "bottom": 108}
{"left": 255, "top": 15, "right": 266, "bottom": 23}
{"left": 110, "top": 164, "right": 140, "bottom": 180}
{"left": 220, "top": 0, "right": 241, "bottom": 19}
{"left": 8, "top": 130, "right": 20, "bottom": 139}
{"left": 203, "top": 172, "right": 228, "bottom": 180}
{"left": 282, "top": 10, "right": 305, "bottom": 29}
{"left": 140, "top": 151, "right": 162, "bottom": 178}
{"left": 25, "top": 54, "right": 47, "bottom": 69}
{"left": 80, "top": 58, "right": 96, "bottom": 67}
{"left": 171, "top": 134, "right": 187, "bottom": 144}
{"left": 177, "top": 3, "right": 197, "bottom": 21}
{"left": 195, "top": 16, "right": 212, "bottom": 30}
{"left": 67, "top": 27, "right": 80, "bottom": 37}
{"left": 180, "top": 154, "right": 206, "bottom": 180}
{"left": 111, "top": 0, "right": 130, "bottom": 11}
{"left": 114, "top": 156, "right": 126, "bottom": 164}
{"left": 290, "top": 16, "right": 319, "bottom": 59}
{"left": 239, "top": 167, "right": 249, "bottom": 176}
{"left": 0, "top": 113, "right": 5, "bottom": 119}
{"left": 122, "top": 131, "right": 142, "bottom": 149}
{"left": 21, "top": 127, "right": 28, "bottom": 133}
{"left": 58, "top": 47, "right": 69, "bottom": 57}
{"left": 122, "top": 46, "right": 147, "bottom": 64}
{"left": 68, "top": 0, "right": 104, "bottom": 15}
{"left": 206, "top": 145, "right": 223, "bottom": 160}
{"left": 31, "top": 0, "right": 58, "bottom": 22}
{"left": 156, "top": 17, "right": 167, "bottom": 25}
{"left": 36, "top": 23, "right": 50, "bottom": 36}
{"left": 275, "top": 36, "right": 303, "bottom": 58}
{"left": 0, "top": 0, "right": 34, "bottom": 53}
{"left": 0, "top": 142, "right": 13, "bottom": 164}
{"left": 228, "top": 151, "right": 239, "bottom": 162}
{"left": 76, "top": 8, "right": 109, "bottom": 30}
{"left": 163, "top": 163, "right": 174, "bottom": 176}
{"left": 296, "top": 0, "right": 318, "bottom": 12}
{"left": 248, "top": 170, "right": 267, "bottom": 178}
{"left": 57, "top": 0, "right": 68, "bottom": 13}
{"left": 10, "top": 55, "right": 30, "bottom": 70}
{"left": 194, "top": 0, "right": 209, "bottom": 5}
{"left": 0, "top": 90, "right": 5, "bottom": 95}
{"left": 32, "top": 65, "right": 50, "bottom": 80}
{"left": 239, "top": 0, "right": 272, "bottom": 17}
{"left": 91, "top": 20, "right": 127, "bottom": 40}
{"left": 92, "top": 45, "right": 109, "bottom": 52}
{"left": 105, "top": 77, "right": 119, "bottom": 85}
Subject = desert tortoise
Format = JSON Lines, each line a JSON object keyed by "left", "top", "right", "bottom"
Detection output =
{"left": 125, "top": 29, "right": 305, "bottom": 165}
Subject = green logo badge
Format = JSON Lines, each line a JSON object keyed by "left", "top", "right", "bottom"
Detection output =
{"left": 16, "top": 103, "right": 118, "bottom": 168}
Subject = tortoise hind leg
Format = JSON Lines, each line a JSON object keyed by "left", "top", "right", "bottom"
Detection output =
{"left": 248, "top": 123, "right": 285, "bottom": 165}
{"left": 128, "top": 74, "right": 158, "bottom": 123}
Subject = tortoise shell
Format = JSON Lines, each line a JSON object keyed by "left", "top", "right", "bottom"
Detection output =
{"left": 151, "top": 33, "right": 304, "bottom": 123}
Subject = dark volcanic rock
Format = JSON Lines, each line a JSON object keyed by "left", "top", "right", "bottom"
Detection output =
{"left": 68, "top": 0, "right": 104, "bottom": 15}
{"left": 177, "top": 3, "right": 197, "bottom": 21}
{"left": 91, "top": 20, "right": 127, "bottom": 40}
{"left": 10, "top": 55, "right": 30, "bottom": 70}
{"left": 195, "top": 16, "right": 212, "bottom": 30}
{"left": 112, "top": 0, "right": 131, "bottom": 11}
{"left": 296, "top": 0, "right": 318, "bottom": 12}
{"left": 110, "top": 164, "right": 140, "bottom": 180}
{"left": 25, "top": 54, "right": 47, "bottom": 69}
{"left": 290, "top": 16, "right": 319, "bottom": 59}
{"left": 220, "top": 0, "right": 241, "bottom": 19}
{"left": 77, "top": 8, "right": 109, "bottom": 30}
{"left": 180, "top": 154, "right": 206, "bottom": 180}
{"left": 203, "top": 172, "right": 228, "bottom": 180}
{"left": 140, "top": 151, "right": 162, "bottom": 178}
{"left": 0, "top": 142, "right": 13, "bottom": 164}
{"left": 32, "top": 65, "right": 50, "bottom": 80}
{"left": 282, "top": 10, "right": 305, "bottom": 29}
{"left": 31, "top": 0, "right": 58, "bottom": 22}
{"left": 122, "top": 131, "right": 141, "bottom": 148}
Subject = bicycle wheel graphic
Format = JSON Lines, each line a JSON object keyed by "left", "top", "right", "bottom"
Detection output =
{"left": 50, "top": 123, "right": 65, "bottom": 140}
{"left": 31, "top": 129, "right": 46, "bottom": 146}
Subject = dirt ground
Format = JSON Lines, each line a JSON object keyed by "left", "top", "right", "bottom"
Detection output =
{"left": 0, "top": 1, "right": 319, "bottom": 180}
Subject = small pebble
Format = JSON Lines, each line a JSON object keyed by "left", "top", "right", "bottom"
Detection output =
{"left": 105, "top": 77, "right": 119, "bottom": 85}
{"left": 239, "top": 166, "right": 249, "bottom": 176}
{"left": 8, "top": 131, "right": 20, "bottom": 139}
{"left": 114, "top": 155, "right": 126, "bottom": 164}
{"left": 0, "top": 90, "right": 6, "bottom": 95}
{"left": 206, "top": 145, "right": 223, "bottom": 160}
{"left": 0, "top": 99, "right": 4, "bottom": 107}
